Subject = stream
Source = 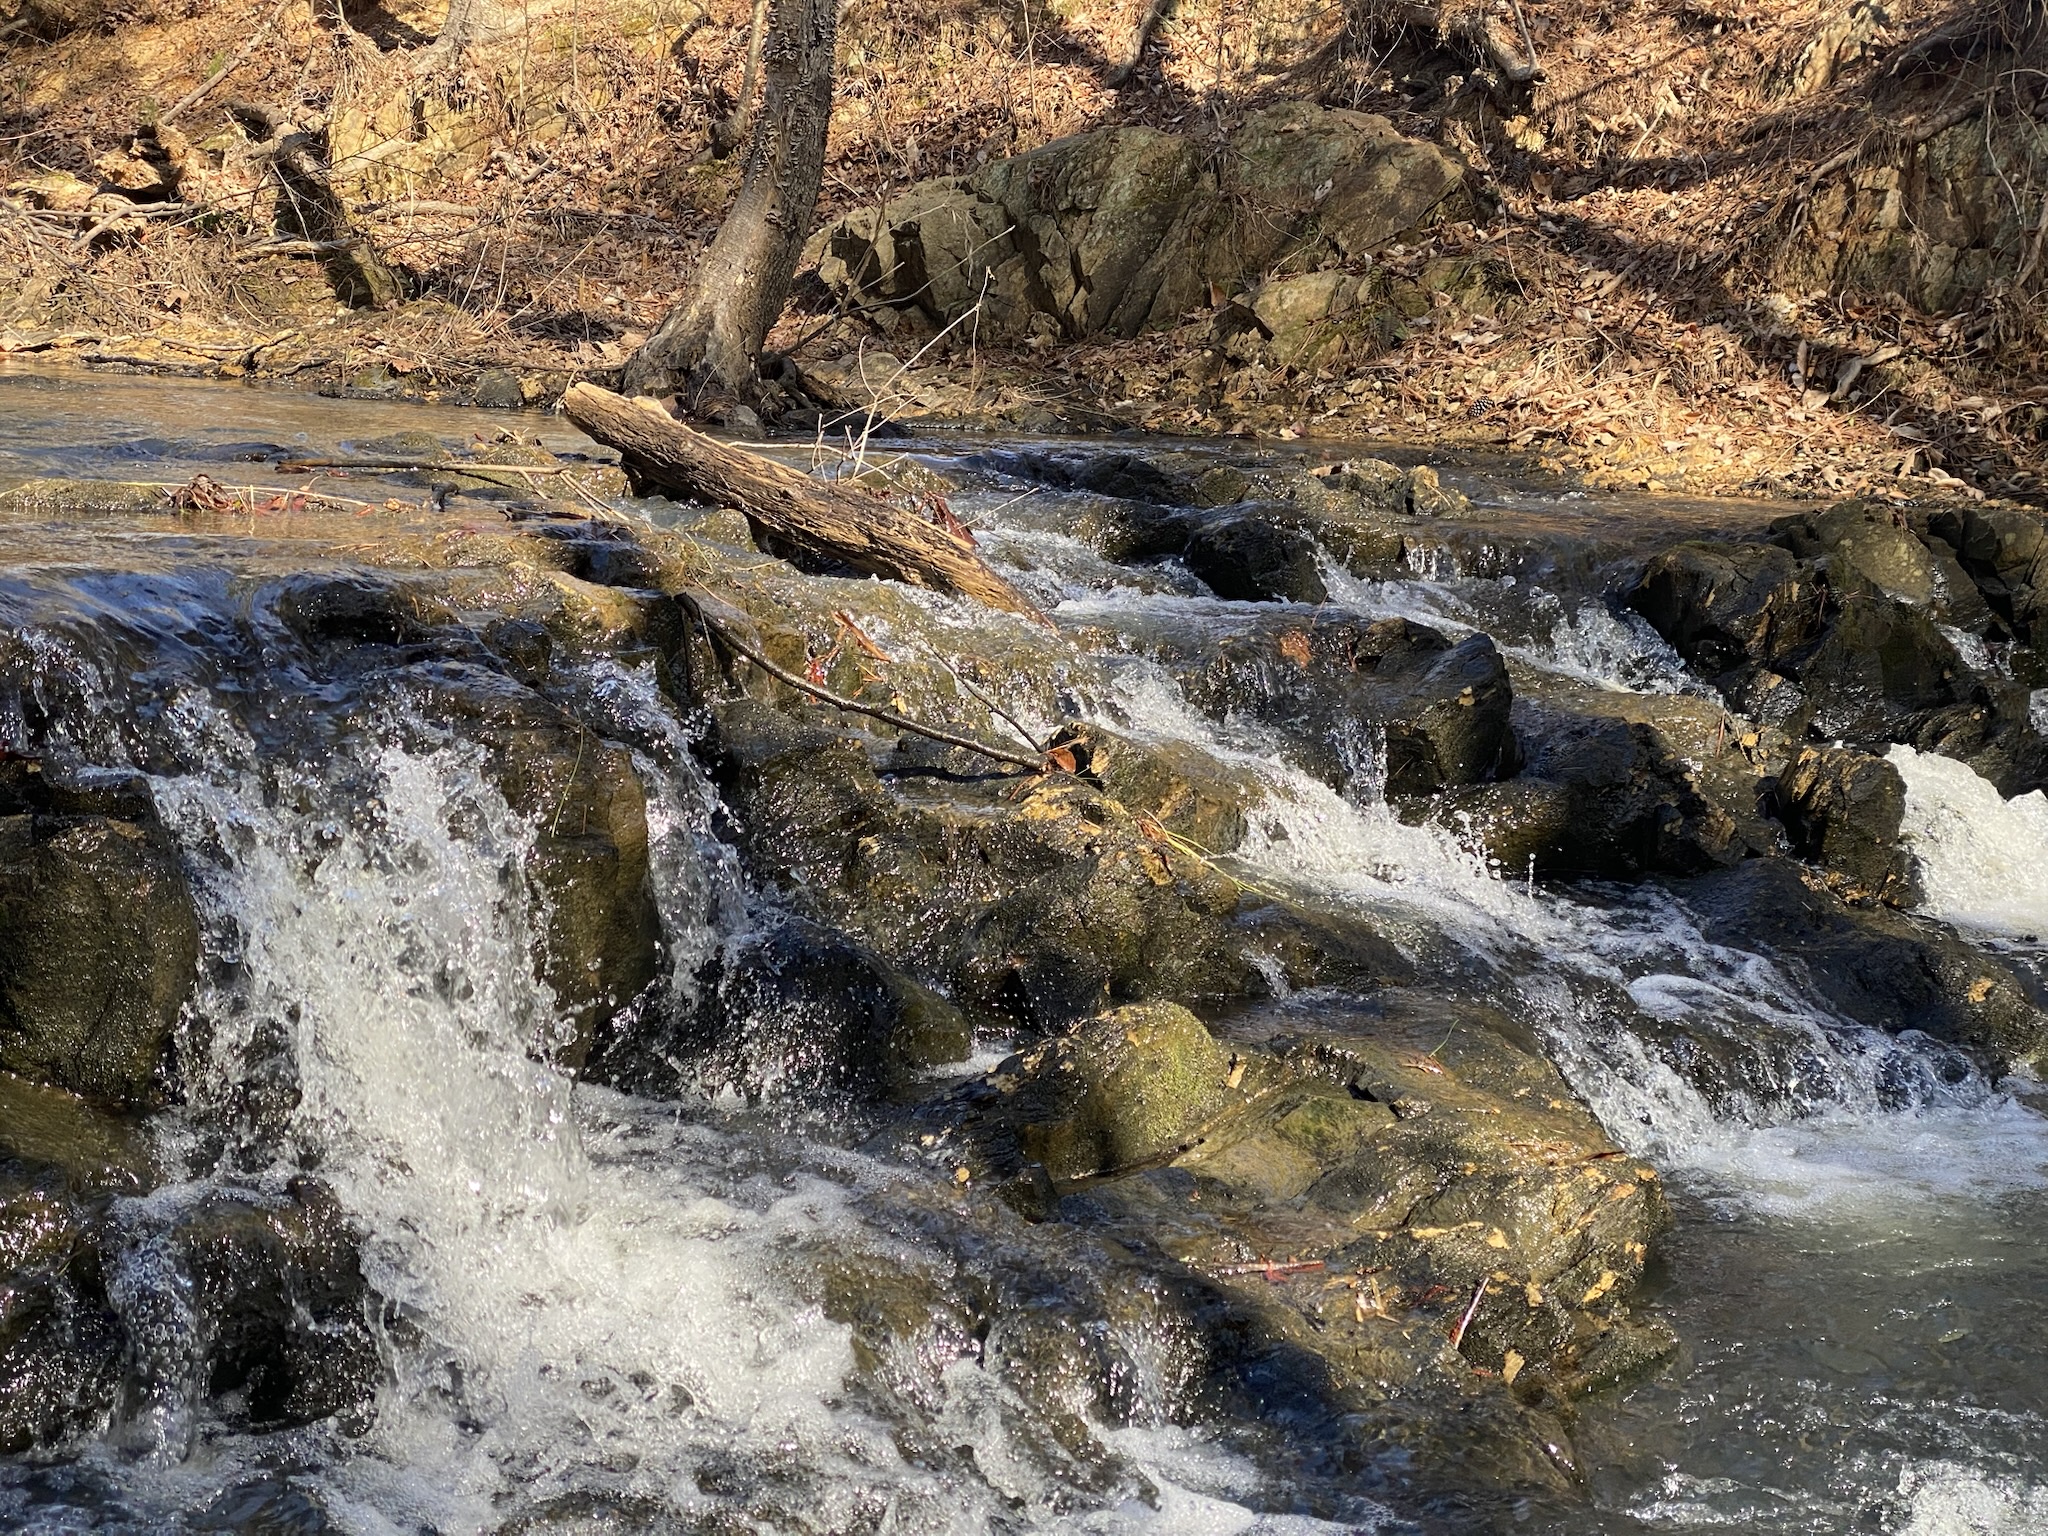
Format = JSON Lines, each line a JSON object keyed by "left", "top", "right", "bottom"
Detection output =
{"left": 0, "top": 366, "right": 2043, "bottom": 1535}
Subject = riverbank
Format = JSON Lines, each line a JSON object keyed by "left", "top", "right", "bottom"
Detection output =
{"left": 3, "top": 0, "right": 2044, "bottom": 507}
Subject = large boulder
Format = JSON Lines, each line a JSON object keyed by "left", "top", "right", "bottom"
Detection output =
{"left": 887, "top": 994, "right": 1673, "bottom": 1499}
{"left": 1442, "top": 703, "right": 1747, "bottom": 880}
{"left": 1629, "top": 504, "right": 2048, "bottom": 794}
{"left": 371, "top": 663, "right": 662, "bottom": 1069}
{"left": 1181, "top": 513, "right": 1329, "bottom": 604}
{"left": 0, "top": 1072, "right": 149, "bottom": 1454}
{"left": 1681, "top": 858, "right": 2048, "bottom": 1074}
{"left": 1775, "top": 745, "right": 1917, "bottom": 904}
{"left": 812, "top": 105, "right": 1464, "bottom": 342}
{"left": 0, "top": 765, "right": 199, "bottom": 1109}
{"left": 706, "top": 700, "right": 1257, "bottom": 1032}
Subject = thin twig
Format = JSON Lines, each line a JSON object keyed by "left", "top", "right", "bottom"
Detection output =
{"left": 161, "top": 0, "right": 291, "bottom": 126}
{"left": 1448, "top": 1277, "right": 1490, "bottom": 1350}
{"left": 678, "top": 589, "right": 1049, "bottom": 773}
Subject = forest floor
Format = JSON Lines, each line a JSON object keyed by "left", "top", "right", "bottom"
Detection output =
{"left": 1, "top": 0, "right": 2044, "bottom": 509}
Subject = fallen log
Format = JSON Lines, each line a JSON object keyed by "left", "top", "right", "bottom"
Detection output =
{"left": 562, "top": 382, "right": 1044, "bottom": 618}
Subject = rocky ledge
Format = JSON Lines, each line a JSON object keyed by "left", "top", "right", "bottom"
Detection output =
{"left": 0, "top": 435, "right": 2044, "bottom": 1525}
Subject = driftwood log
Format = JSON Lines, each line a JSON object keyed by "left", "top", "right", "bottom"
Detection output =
{"left": 561, "top": 383, "right": 1043, "bottom": 617}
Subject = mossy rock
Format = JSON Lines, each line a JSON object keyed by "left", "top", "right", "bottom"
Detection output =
{"left": 1010, "top": 1002, "right": 1237, "bottom": 1181}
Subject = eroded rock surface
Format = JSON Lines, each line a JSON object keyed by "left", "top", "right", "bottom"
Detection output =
{"left": 811, "top": 104, "right": 1465, "bottom": 343}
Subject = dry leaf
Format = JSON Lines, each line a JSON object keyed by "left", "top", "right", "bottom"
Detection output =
{"left": 1502, "top": 1349, "right": 1525, "bottom": 1384}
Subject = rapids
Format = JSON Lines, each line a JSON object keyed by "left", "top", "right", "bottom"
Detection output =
{"left": 0, "top": 366, "right": 2044, "bottom": 1536}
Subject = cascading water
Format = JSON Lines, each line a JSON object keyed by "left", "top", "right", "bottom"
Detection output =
{"left": 1889, "top": 743, "right": 2048, "bottom": 939}
{"left": 3, "top": 373, "right": 2047, "bottom": 1536}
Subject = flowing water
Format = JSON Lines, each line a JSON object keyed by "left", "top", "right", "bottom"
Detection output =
{"left": 0, "top": 367, "right": 2044, "bottom": 1535}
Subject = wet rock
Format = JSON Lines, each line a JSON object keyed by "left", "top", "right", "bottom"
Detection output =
{"left": 0, "top": 1073, "right": 146, "bottom": 1455}
{"left": 1046, "top": 722, "right": 1257, "bottom": 855}
{"left": 0, "top": 794, "right": 200, "bottom": 1108}
{"left": 1775, "top": 745, "right": 1917, "bottom": 904}
{"left": 1923, "top": 501, "right": 2048, "bottom": 645}
{"left": 1682, "top": 858, "right": 2048, "bottom": 1073}
{"left": 376, "top": 665, "right": 661, "bottom": 1067}
{"left": 706, "top": 699, "right": 1255, "bottom": 1031}
{"left": 1181, "top": 513, "right": 1328, "bottom": 604}
{"left": 1629, "top": 539, "right": 1817, "bottom": 682}
{"left": 190, "top": 1473, "right": 342, "bottom": 1534}
{"left": 1401, "top": 464, "right": 1471, "bottom": 518}
{"left": 1629, "top": 508, "right": 2048, "bottom": 793}
{"left": 891, "top": 993, "right": 1670, "bottom": 1498}
{"left": 1768, "top": 499, "right": 1937, "bottom": 605}
{"left": 472, "top": 368, "right": 528, "bottom": 409}
{"left": 167, "top": 1182, "right": 379, "bottom": 1433}
{"left": 963, "top": 445, "right": 1227, "bottom": 508}
{"left": 596, "top": 916, "right": 970, "bottom": 1097}
{"left": 1441, "top": 702, "right": 1746, "bottom": 880}
{"left": 1130, "top": 612, "right": 1517, "bottom": 796}
{"left": 988, "top": 1002, "right": 1238, "bottom": 1182}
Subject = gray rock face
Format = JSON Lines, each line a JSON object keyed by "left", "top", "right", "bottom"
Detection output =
{"left": 1446, "top": 704, "right": 1747, "bottom": 880}
{"left": 1182, "top": 513, "right": 1329, "bottom": 604}
{"left": 812, "top": 104, "right": 1464, "bottom": 342}
{"left": 1138, "top": 612, "right": 1518, "bottom": 797}
{"left": 705, "top": 700, "right": 1257, "bottom": 1033}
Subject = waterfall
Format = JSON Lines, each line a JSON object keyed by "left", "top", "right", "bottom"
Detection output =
{"left": 1890, "top": 744, "right": 2048, "bottom": 939}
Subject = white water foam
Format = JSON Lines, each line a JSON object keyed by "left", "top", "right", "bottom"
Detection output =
{"left": 1089, "top": 667, "right": 2047, "bottom": 1207}
{"left": 151, "top": 741, "right": 873, "bottom": 1532}
{"left": 1894, "top": 1461, "right": 2048, "bottom": 1536}
{"left": 1889, "top": 745, "right": 2048, "bottom": 939}
{"left": 82, "top": 687, "right": 1378, "bottom": 1536}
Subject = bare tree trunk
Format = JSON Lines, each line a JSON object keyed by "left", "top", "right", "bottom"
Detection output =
{"left": 710, "top": 0, "right": 770, "bottom": 157}
{"left": 227, "top": 99, "right": 403, "bottom": 308}
{"left": 422, "top": 0, "right": 497, "bottom": 66}
{"left": 622, "top": 0, "right": 836, "bottom": 408}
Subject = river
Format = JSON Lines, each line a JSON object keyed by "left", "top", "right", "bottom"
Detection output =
{"left": 0, "top": 366, "right": 2042, "bottom": 1535}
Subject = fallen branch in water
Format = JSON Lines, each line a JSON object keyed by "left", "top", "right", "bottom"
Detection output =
{"left": 1211, "top": 1258, "right": 1329, "bottom": 1282}
{"left": 563, "top": 382, "right": 1044, "bottom": 619}
{"left": 676, "top": 587, "right": 1051, "bottom": 773}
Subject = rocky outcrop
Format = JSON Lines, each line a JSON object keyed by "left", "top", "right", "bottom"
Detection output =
{"left": 1683, "top": 858, "right": 2048, "bottom": 1075}
{"left": 705, "top": 699, "right": 1258, "bottom": 1033}
{"left": 1098, "top": 610, "right": 1517, "bottom": 797}
{"left": 0, "top": 1072, "right": 148, "bottom": 1454}
{"left": 1790, "top": 107, "right": 2048, "bottom": 315}
{"left": 1629, "top": 498, "right": 2048, "bottom": 794}
{"left": 1442, "top": 702, "right": 1749, "bottom": 880}
{"left": 876, "top": 995, "right": 1673, "bottom": 1496}
{"left": 811, "top": 103, "right": 1464, "bottom": 343}
{"left": 374, "top": 663, "right": 663, "bottom": 1069}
